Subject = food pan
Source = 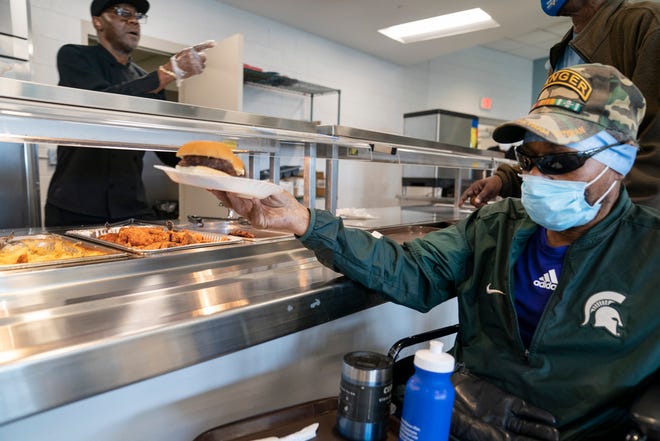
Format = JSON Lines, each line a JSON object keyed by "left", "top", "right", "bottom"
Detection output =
{"left": 66, "top": 223, "right": 242, "bottom": 255}
{"left": 193, "top": 397, "right": 402, "bottom": 441}
{"left": 0, "top": 233, "right": 129, "bottom": 270}
{"left": 224, "top": 227, "right": 293, "bottom": 242}
{"left": 185, "top": 217, "right": 293, "bottom": 242}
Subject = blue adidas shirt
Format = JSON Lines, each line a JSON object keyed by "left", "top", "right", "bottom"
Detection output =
{"left": 514, "top": 227, "right": 568, "bottom": 347}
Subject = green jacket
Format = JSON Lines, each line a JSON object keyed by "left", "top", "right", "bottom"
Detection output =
{"left": 300, "top": 190, "right": 659, "bottom": 440}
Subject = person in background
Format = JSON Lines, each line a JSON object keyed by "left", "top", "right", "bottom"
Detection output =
{"left": 211, "top": 64, "right": 659, "bottom": 440}
{"left": 460, "top": 0, "right": 659, "bottom": 209}
{"left": 45, "top": 0, "right": 214, "bottom": 227}
{"left": 487, "top": 140, "right": 521, "bottom": 160}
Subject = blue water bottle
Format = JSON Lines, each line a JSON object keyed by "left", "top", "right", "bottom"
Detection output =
{"left": 398, "top": 340, "right": 455, "bottom": 441}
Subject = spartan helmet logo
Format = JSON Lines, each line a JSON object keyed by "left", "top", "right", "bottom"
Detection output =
{"left": 580, "top": 291, "right": 626, "bottom": 337}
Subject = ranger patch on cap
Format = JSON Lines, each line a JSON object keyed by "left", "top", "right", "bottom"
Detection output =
{"left": 544, "top": 69, "right": 593, "bottom": 102}
{"left": 492, "top": 63, "right": 646, "bottom": 145}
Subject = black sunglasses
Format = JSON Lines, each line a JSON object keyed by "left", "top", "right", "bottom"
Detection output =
{"left": 515, "top": 142, "right": 620, "bottom": 175}
{"left": 109, "top": 6, "right": 148, "bottom": 23}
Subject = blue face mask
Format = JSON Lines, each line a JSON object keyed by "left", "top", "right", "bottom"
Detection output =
{"left": 541, "top": 0, "right": 568, "bottom": 16}
{"left": 521, "top": 166, "right": 616, "bottom": 231}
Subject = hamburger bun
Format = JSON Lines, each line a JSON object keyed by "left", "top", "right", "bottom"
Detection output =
{"left": 176, "top": 140, "right": 245, "bottom": 177}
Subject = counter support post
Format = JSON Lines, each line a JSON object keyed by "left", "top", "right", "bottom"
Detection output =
{"left": 248, "top": 153, "right": 259, "bottom": 181}
{"left": 270, "top": 143, "right": 281, "bottom": 185}
{"left": 304, "top": 143, "right": 317, "bottom": 208}
{"left": 325, "top": 144, "right": 339, "bottom": 214}
{"left": 454, "top": 168, "right": 465, "bottom": 207}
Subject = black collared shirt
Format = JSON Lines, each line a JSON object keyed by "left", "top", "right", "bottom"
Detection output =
{"left": 46, "top": 44, "right": 177, "bottom": 221}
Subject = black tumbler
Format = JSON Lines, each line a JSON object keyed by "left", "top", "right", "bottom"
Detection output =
{"left": 337, "top": 351, "right": 393, "bottom": 441}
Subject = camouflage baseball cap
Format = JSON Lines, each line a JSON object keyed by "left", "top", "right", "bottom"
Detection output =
{"left": 493, "top": 63, "right": 646, "bottom": 145}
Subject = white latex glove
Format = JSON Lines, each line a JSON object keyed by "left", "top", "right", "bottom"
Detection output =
{"left": 210, "top": 189, "right": 311, "bottom": 237}
{"left": 170, "top": 40, "right": 216, "bottom": 86}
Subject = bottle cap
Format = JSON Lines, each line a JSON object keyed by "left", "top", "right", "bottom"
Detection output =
{"left": 413, "top": 340, "right": 455, "bottom": 373}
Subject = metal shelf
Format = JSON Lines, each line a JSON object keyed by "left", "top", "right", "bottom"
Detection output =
{"left": 0, "top": 77, "right": 511, "bottom": 216}
{"left": 0, "top": 78, "right": 337, "bottom": 151}
{"left": 244, "top": 68, "right": 341, "bottom": 124}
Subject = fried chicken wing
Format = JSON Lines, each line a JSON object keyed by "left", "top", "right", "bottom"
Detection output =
{"left": 229, "top": 229, "right": 256, "bottom": 238}
{"left": 118, "top": 227, "right": 169, "bottom": 247}
{"left": 170, "top": 230, "right": 210, "bottom": 245}
{"left": 96, "top": 226, "right": 216, "bottom": 250}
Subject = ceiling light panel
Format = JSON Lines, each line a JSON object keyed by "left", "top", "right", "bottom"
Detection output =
{"left": 379, "top": 8, "right": 500, "bottom": 44}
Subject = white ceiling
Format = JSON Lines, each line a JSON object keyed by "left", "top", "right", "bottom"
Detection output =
{"left": 216, "top": 0, "right": 574, "bottom": 65}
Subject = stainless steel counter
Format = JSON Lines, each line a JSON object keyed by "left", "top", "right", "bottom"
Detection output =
{"left": 0, "top": 207, "right": 463, "bottom": 426}
{"left": 0, "top": 77, "right": 485, "bottom": 427}
{"left": 340, "top": 205, "right": 471, "bottom": 229}
{"left": 0, "top": 238, "right": 365, "bottom": 425}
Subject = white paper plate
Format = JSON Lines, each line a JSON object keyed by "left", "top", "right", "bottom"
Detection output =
{"left": 154, "top": 165, "right": 282, "bottom": 199}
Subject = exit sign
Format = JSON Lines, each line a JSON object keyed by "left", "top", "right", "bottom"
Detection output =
{"left": 480, "top": 97, "right": 493, "bottom": 110}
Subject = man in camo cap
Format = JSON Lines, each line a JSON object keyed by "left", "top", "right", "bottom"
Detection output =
{"left": 210, "top": 63, "right": 659, "bottom": 440}
{"left": 492, "top": 63, "right": 646, "bottom": 232}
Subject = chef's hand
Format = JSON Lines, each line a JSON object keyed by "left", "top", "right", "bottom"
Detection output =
{"left": 210, "top": 189, "right": 311, "bottom": 236}
{"left": 459, "top": 175, "right": 503, "bottom": 208}
{"left": 451, "top": 370, "right": 559, "bottom": 441}
{"left": 160, "top": 40, "right": 215, "bottom": 85}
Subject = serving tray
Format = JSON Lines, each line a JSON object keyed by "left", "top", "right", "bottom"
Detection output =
{"left": 66, "top": 222, "right": 242, "bottom": 255}
{"left": 0, "top": 233, "right": 129, "bottom": 270}
{"left": 185, "top": 217, "right": 294, "bottom": 242}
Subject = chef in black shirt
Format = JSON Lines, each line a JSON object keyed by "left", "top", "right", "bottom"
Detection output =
{"left": 45, "top": 0, "right": 214, "bottom": 227}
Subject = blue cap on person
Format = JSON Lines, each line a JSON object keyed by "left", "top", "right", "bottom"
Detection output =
{"left": 541, "top": 0, "right": 568, "bottom": 16}
{"left": 91, "top": 0, "right": 150, "bottom": 17}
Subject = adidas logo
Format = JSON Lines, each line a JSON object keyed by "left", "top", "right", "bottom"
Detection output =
{"left": 533, "top": 269, "right": 558, "bottom": 290}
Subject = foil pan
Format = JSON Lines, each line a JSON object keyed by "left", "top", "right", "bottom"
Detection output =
{"left": 65, "top": 223, "right": 242, "bottom": 255}
{"left": 0, "top": 233, "right": 129, "bottom": 270}
{"left": 185, "top": 216, "right": 293, "bottom": 242}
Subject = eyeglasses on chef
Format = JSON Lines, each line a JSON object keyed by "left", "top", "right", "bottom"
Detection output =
{"left": 515, "top": 142, "right": 621, "bottom": 175}
{"left": 108, "top": 6, "right": 148, "bottom": 24}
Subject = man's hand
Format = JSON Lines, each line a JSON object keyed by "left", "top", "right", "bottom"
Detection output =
{"left": 451, "top": 370, "right": 559, "bottom": 441}
{"left": 157, "top": 40, "right": 216, "bottom": 89}
{"left": 171, "top": 40, "right": 215, "bottom": 79}
{"left": 459, "top": 175, "right": 503, "bottom": 208}
{"left": 209, "top": 189, "right": 311, "bottom": 237}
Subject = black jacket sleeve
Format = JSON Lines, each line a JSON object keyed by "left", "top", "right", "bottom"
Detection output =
{"left": 57, "top": 44, "right": 161, "bottom": 96}
{"left": 155, "top": 151, "right": 179, "bottom": 167}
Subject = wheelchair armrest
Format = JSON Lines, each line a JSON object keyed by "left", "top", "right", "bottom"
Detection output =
{"left": 388, "top": 324, "right": 459, "bottom": 418}
{"left": 387, "top": 324, "right": 459, "bottom": 360}
{"left": 631, "top": 377, "right": 660, "bottom": 440}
